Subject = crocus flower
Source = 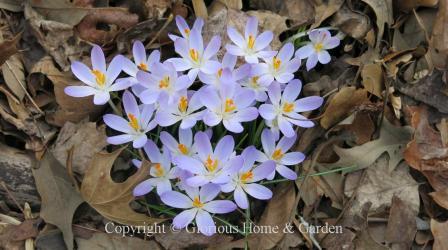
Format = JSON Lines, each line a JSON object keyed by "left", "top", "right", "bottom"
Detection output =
{"left": 160, "top": 127, "right": 196, "bottom": 157}
{"left": 200, "top": 72, "right": 258, "bottom": 133}
{"left": 198, "top": 52, "right": 250, "bottom": 89}
{"left": 173, "top": 132, "right": 242, "bottom": 187}
{"left": 168, "top": 15, "right": 204, "bottom": 41}
{"left": 295, "top": 29, "right": 340, "bottom": 71}
{"left": 155, "top": 90, "right": 204, "bottom": 129}
{"left": 65, "top": 45, "right": 129, "bottom": 105}
{"left": 136, "top": 62, "right": 193, "bottom": 105}
{"left": 256, "top": 129, "right": 305, "bottom": 180}
{"left": 103, "top": 91, "right": 156, "bottom": 148}
{"left": 221, "top": 146, "right": 275, "bottom": 209}
{"left": 239, "top": 67, "right": 271, "bottom": 102}
{"left": 133, "top": 141, "right": 177, "bottom": 196}
{"left": 252, "top": 43, "right": 301, "bottom": 85}
{"left": 259, "top": 80, "right": 323, "bottom": 137}
{"left": 168, "top": 29, "right": 221, "bottom": 80}
{"left": 120, "top": 41, "right": 160, "bottom": 84}
{"left": 226, "top": 16, "right": 276, "bottom": 63}
{"left": 160, "top": 183, "right": 237, "bottom": 236}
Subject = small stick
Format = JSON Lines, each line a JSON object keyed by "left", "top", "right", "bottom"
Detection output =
{"left": 0, "top": 181, "right": 24, "bottom": 213}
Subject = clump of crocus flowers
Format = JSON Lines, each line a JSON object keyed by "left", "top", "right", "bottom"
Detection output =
{"left": 66, "top": 15, "right": 340, "bottom": 236}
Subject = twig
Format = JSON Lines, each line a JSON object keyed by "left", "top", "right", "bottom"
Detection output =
{"left": 0, "top": 181, "right": 24, "bottom": 213}
{"left": 145, "top": 14, "right": 174, "bottom": 49}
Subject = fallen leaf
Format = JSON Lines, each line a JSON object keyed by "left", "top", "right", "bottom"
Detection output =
{"left": 385, "top": 196, "right": 417, "bottom": 249}
{"left": 249, "top": 0, "right": 314, "bottom": 27}
{"left": 344, "top": 156, "right": 420, "bottom": 214}
{"left": 429, "top": 188, "right": 448, "bottom": 212}
{"left": 154, "top": 229, "right": 233, "bottom": 250}
{"left": 430, "top": 0, "right": 448, "bottom": 69}
{"left": 327, "top": 118, "right": 413, "bottom": 172}
{"left": 331, "top": 5, "right": 372, "bottom": 40}
{"left": 80, "top": 147, "right": 165, "bottom": 226}
{"left": 361, "top": 0, "right": 393, "bottom": 47}
{"left": 0, "top": 0, "right": 22, "bottom": 12}
{"left": 394, "top": 0, "right": 439, "bottom": 12}
{"left": 32, "top": 151, "right": 84, "bottom": 250}
{"left": 50, "top": 120, "right": 107, "bottom": 174}
{"left": 0, "top": 31, "right": 21, "bottom": 67}
{"left": 320, "top": 87, "right": 369, "bottom": 129}
{"left": 361, "top": 63, "right": 383, "bottom": 98}
{"left": 30, "top": 0, "right": 89, "bottom": 26}
{"left": 311, "top": 0, "right": 344, "bottom": 29}
{"left": 76, "top": 232, "right": 161, "bottom": 250}
{"left": 431, "top": 219, "right": 448, "bottom": 250}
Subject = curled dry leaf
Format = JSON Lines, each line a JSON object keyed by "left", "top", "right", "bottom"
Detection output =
{"left": 431, "top": 219, "right": 448, "bottom": 250}
{"left": 326, "top": 118, "right": 413, "bottom": 172}
{"left": 80, "top": 147, "right": 165, "bottom": 226}
{"left": 0, "top": 31, "right": 21, "bottom": 67}
{"left": 32, "top": 151, "right": 84, "bottom": 250}
{"left": 361, "top": 63, "right": 383, "bottom": 98}
{"left": 320, "top": 87, "right": 369, "bottom": 129}
{"left": 311, "top": 0, "right": 344, "bottom": 29}
{"left": 331, "top": 5, "right": 372, "bottom": 40}
{"left": 361, "top": 0, "right": 393, "bottom": 47}
{"left": 430, "top": 0, "right": 448, "bottom": 69}
{"left": 0, "top": 30, "right": 25, "bottom": 100}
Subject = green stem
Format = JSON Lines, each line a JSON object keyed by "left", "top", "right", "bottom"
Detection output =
{"left": 244, "top": 203, "right": 251, "bottom": 249}
{"left": 213, "top": 216, "right": 245, "bottom": 236}
{"left": 108, "top": 99, "right": 121, "bottom": 115}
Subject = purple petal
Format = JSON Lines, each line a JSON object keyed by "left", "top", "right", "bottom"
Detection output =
{"left": 132, "top": 134, "right": 147, "bottom": 148}
{"left": 139, "top": 89, "right": 160, "bottom": 104}
{"left": 222, "top": 52, "right": 237, "bottom": 69}
{"left": 276, "top": 164, "right": 297, "bottom": 180}
{"left": 308, "top": 30, "right": 320, "bottom": 43}
{"left": 223, "top": 119, "right": 244, "bottom": 133}
{"left": 284, "top": 58, "right": 301, "bottom": 73}
{"left": 200, "top": 61, "right": 221, "bottom": 75}
{"left": 280, "top": 152, "right": 305, "bottom": 165}
{"left": 156, "top": 179, "right": 172, "bottom": 195}
{"left": 192, "top": 18, "right": 204, "bottom": 32}
{"left": 189, "top": 29, "right": 203, "bottom": 54}
{"left": 234, "top": 186, "right": 248, "bottom": 209}
{"left": 245, "top": 16, "right": 258, "bottom": 39}
{"left": 252, "top": 160, "right": 276, "bottom": 182}
{"left": 173, "top": 155, "right": 206, "bottom": 174}
{"left": 179, "top": 128, "right": 193, "bottom": 146}
{"left": 175, "top": 75, "right": 193, "bottom": 91}
{"left": 267, "top": 82, "right": 281, "bottom": 105}
{"left": 103, "top": 114, "right": 131, "bottom": 133}
{"left": 278, "top": 117, "right": 295, "bottom": 138}
{"left": 175, "top": 15, "right": 190, "bottom": 37}
{"left": 123, "top": 90, "right": 140, "bottom": 118}
{"left": 225, "top": 44, "right": 245, "bottom": 56}
{"left": 294, "top": 96, "right": 323, "bottom": 112}
{"left": 93, "top": 91, "right": 110, "bottom": 105}
{"left": 200, "top": 183, "right": 220, "bottom": 202}
{"left": 258, "top": 74, "right": 274, "bottom": 86}
{"left": 234, "top": 88, "right": 255, "bottom": 108}
{"left": 196, "top": 210, "right": 215, "bottom": 236}
{"left": 259, "top": 104, "right": 276, "bottom": 120}
{"left": 318, "top": 50, "right": 331, "bottom": 64}
{"left": 144, "top": 139, "right": 162, "bottom": 162}
{"left": 133, "top": 41, "right": 146, "bottom": 65}
{"left": 214, "top": 135, "right": 234, "bottom": 161}
{"left": 235, "top": 107, "right": 258, "bottom": 122}
{"left": 160, "top": 191, "right": 193, "bottom": 208}
{"left": 277, "top": 134, "right": 296, "bottom": 152}
{"left": 254, "top": 31, "right": 273, "bottom": 50}
{"left": 160, "top": 131, "right": 178, "bottom": 153}
{"left": 147, "top": 50, "right": 161, "bottom": 67}
{"left": 323, "top": 37, "right": 340, "bottom": 49}
{"left": 106, "top": 55, "right": 123, "bottom": 84}
{"left": 173, "top": 209, "right": 197, "bottom": 229}
{"left": 194, "top": 132, "right": 213, "bottom": 160}
{"left": 186, "top": 175, "right": 210, "bottom": 187}
{"left": 286, "top": 115, "right": 315, "bottom": 128}
{"left": 107, "top": 134, "right": 133, "bottom": 145}
{"left": 227, "top": 27, "right": 245, "bottom": 48}
{"left": 306, "top": 53, "right": 318, "bottom": 71}
{"left": 277, "top": 43, "right": 294, "bottom": 62}
{"left": 133, "top": 179, "right": 155, "bottom": 196}
{"left": 64, "top": 86, "right": 96, "bottom": 97}
{"left": 203, "top": 200, "right": 236, "bottom": 214}
{"left": 156, "top": 112, "right": 179, "bottom": 127}
{"left": 275, "top": 73, "right": 294, "bottom": 84}
{"left": 295, "top": 44, "right": 314, "bottom": 59}
{"left": 71, "top": 62, "right": 95, "bottom": 86}
{"left": 261, "top": 128, "right": 275, "bottom": 155}
{"left": 282, "top": 79, "right": 302, "bottom": 102}
{"left": 244, "top": 183, "right": 272, "bottom": 200}
{"left": 91, "top": 45, "right": 106, "bottom": 72}
{"left": 203, "top": 36, "right": 221, "bottom": 60}
{"left": 169, "top": 58, "right": 191, "bottom": 71}
{"left": 109, "top": 79, "right": 133, "bottom": 91}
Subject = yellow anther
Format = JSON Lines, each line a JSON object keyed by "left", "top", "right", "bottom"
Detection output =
{"left": 192, "top": 196, "right": 204, "bottom": 208}
{"left": 282, "top": 102, "right": 295, "bottom": 113}
{"left": 138, "top": 62, "right": 148, "bottom": 71}
{"left": 178, "top": 96, "right": 188, "bottom": 113}
{"left": 184, "top": 28, "right": 190, "bottom": 36}
{"left": 128, "top": 113, "right": 140, "bottom": 131}
{"left": 178, "top": 143, "right": 189, "bottom": 155}
{"left": 205, "top": 155, "right": 218, "bottom": 172}
{"left": 314, "top": 43, "right": 324, "bottom": 52}
{"left": 159, "top": 76, "right": 170, "bottom": 89}
{"left": 247, "top": 35, "right": 255, "bottom": 49}
{"left": 189, "top": 49, "right": 199, "bottom": 62}
{"left": 224, "top": 98, "right": 236, "bottom": 113}
{"left": 273, "top": 57, "right": 281, "bottom": 70}
{"left": 240, "top": 171, "right": 253, "bottom": 183}
{"left": 250, "top": 76, "right": 259, "bottom": 88}
{"left": 271, "top": 148, "right": 284, "bottom": 161}
{"left": 91, "top": 69, "right": 106, "bottom": 86}
{"left": 153, "top": 163, "right": 165, "bottom": 177}
{"left": 217, "top": 68, "right": 223, "bottom": 78}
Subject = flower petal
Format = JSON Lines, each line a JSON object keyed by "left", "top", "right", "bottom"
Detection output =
{"left": 200, "top": 183, "right": 220, "bottom": 203}
{"left": 156, "top": 112, "right": 179, "bottom": 127}
{"left": 196, "top": 209, "right": 215, "bottom": 236}
{"left": 173, "top": 155, "right": 206, "bottom": 174}
{"left": 294, "top": 96, "right": 323, "bottom": 112}
{"left": 252, "top": 160, "right": 276, "bottom": 182}
{"left": 93, "top": 91, "right": 110, "bottom": 105}
{"left": 107, "top": 134, "right": 133, "bottom": 145}
{"left": 295, "top": 44, "right": 314, "bottom": 59}
{"left": 203, "top": 200, "right": 236, "bottom": 214}
{"left": 123, "top": 90, "right": 140, "bottom": 118}
{"left": 261, "top": 128, "right": 275, "bottom": 155}
{"left": 71, "top": 62, "right": 95, "bottom": 86}
{"left": 214, "top": 135, "right": 234, "bottom": 161}
{"left": 245, "top": 16, "right": 258, "bottom": 39}
{"left": 132, "top": 134, "right": 147, "bottom": 148}
{"left": 106, "top": 55, "right": 124, "bottom": 84}
{"left": 133, "top": 40, "right": 146, "bottom": 65}
{"left": 156, "top": 179, "right": 172, "bottom": 195}
{"left": 194, "top": 131, "right": 213, "bottom": 160}
{"left": 282, "top": 79, "right": 302, "bottom": 103}
{"left": 144, "top": 139, "right": 162, "bottom": 162}
{"left": 280, "top": 152, "right": 305, "bottom": 165}
{"left": 306, "top": 53, "right": 319, "bottom": 71}
{"left": 133, "top": 179, "right": 156, "bottom": 196}
{"left": 259, "top": 104, "right": 276, "bottom": 120}
{"left": 103, "top": 114, "right": 131, "bottom": 133}
{"left": 276, "top": 164, "right": 297, "bottom": 180}
{"left": 64, "top": 86, "right": 96, "bottom": 97}
{"left": 203, "top": 36, "right": 221, "bottom": 60}
{"left": 223, "top": 119, "right": 244, "bottom": 133}
{"left": 254, "top": 31, "right": 273, "bottom": 50}
{"left": 277, "top": 43, "right": 294, "bottom": 62}
{"left": 173, "top": 209, "right": 197, "bottom": 229}
{"left": 227, "top": 27, "right": 245, "bottom": 48}
{"left": 244, "top": 183, "right": 272, "bottom": 200}
{"left": 278, "top": 117, "right": 295, "bottom": 138}
{"left": 91, "top": 45, "right": 106, "bottom": 72}
{"left": 160, "top": 191, "right": 193, "bottom": 208}
{"left": 225, "top": 44, "right": 245, "bottom": 56}
{"left": 234, "top": 186, "right": 248, "bottom": 209}
{"left": 318, "top": 50, "right": 331, "bottom": 64}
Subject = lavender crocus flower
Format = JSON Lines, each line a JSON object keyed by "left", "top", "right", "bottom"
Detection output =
{"left": 155, "top": 90, "right": 204, "bottom": 129}
{"left": 239, "top": 66, "right": 271, "bottom": 102}
{"left": 103, "top": 91, "right": 156, "bottom": 148}
{"left": 252, "top": 43, "right": 301, "bottom": 85}
{"left": 295, "top": 29, "right": 340, "bottom": 71}
{"left": 120, "top": 41, "right": 160, "bottom": 85}
{"left": 168, "top": 15, "right": 204, "bottom": 41}
{"left": 259, "top": 80, "right": 323, "bottom": 137}
{"left": 133, "top": 141, "right": 177, "bottom": 196}
{"left": 136, "top": 62, "right": 193, "bottom": 105}
{"left": 198, "top": 52, "right": 250, "bottom": 89}
{"left": 226, "top": 16, "right": 276, "bottom": 63}
{"left": 160, "top": 127, "right": 196, "bottom": 157}
{"left": 200, "top": 72, "right": 258, "bottom": 133}
{"left": 160, "top": 183, "right": 237, "bottom": 236}
{"left": 221, "top": 146, "right": 275, "bottom": 209}
{"left": 65, "top": 45, "right": 129, "bottom": 105}
{"left": 168, "top": 29, "right": 221, "bottom": 80}
{"left": 256, "top": 129, "right": 305, "bottom": 180}
{"left": 173, "top": 132, "right": 243, "bottom": 187}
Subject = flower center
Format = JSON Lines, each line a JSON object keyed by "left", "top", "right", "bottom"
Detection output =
{"left": 282, "top": 102, "right": 295, "bottom": 113}
{"left": 247, "top": 35, "right": 255, "bottom": 49}
{"left": 127, "top": 113, "right": 140, "bottom": 131}
{"left": 314, "top": 43, "right": 324, "bottom": 52}
{"left": 192, "top": 196, "right": 204, "bottom": 208}
{"left": 184, "top": 28, "right": 190, "bottom": 37}
{"left": 217, "top": 68, "right": 223, "bottom": 78}
{"left": 138, "top": 62, "right": 148, "bottom": 71}
{"left": 250, "top": 76, "right": 259, "bottom": 88}
{"left": 178, "top": 96, "right": 188, "bottom": 113}
{"left": 159, "top": 76, "right": 170, "bottom": 89}
{"left": 271, "top": 148, "right": 284, "bottom": 161}
{"left": 240, "top": 171, "right": 253, "bottom": 183}
{"left": 153, "top": 163, "right": 165, "bottom": 177}
{"left": 189, "top": 49, "right": 199, "bottom": 63}
{"left": 205, "top": 155, "right": 218, "bottom": 172}
{"left": 178, "top": 143, "right": 189, "bottom": 155}
{"left": 273, "top": 57, "right": 281, "bottom": 70}
{"left": 224, "top": 98, "right": 236, "bottom": 113}
{"left": 91, "top": 69, "right": 106, "bottom": 87}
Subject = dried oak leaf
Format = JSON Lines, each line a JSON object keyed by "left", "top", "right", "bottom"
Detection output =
{"left": 0, "top": 31, "right": 21, "bottom": 66}
{"left": 80, "top": 147, "right": 165, "bottom": 226}
{"left": 30, "top": 0, "right": 89, "bottom": 26}
{"left": 32, "top": 151, "right": 84, "bottom": 250}
{"left": 331, "top": 5, "right": 372, "bottom": 40}
{"left": 311, "top": 0, "right": 344, "bottom": 29}
{"left": 325, "top": 118, "right": 413, "bottom": 172}
{"left": 385, "top": 196, "right": 417, "bottom": 249}
{"left": 431, "top": 219, "right": 448, "bottom": 250}
{"left": 361, "top": 0, "right": 393, "bottom": 47}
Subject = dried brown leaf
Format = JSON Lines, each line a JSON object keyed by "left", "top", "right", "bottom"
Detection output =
{"left": 30, "top": 0, "right": 89, "bottom": 26}
{"left": 311, "top": 0, "right": 344, "bottom": 29}
{"left": 76, "top": 232, "right": 161, "bottom": 250}
{"left": 431, "top": 219, "right": 448, "bottom": 250}
{"left": 430, "top": 0, "right": 448, "bottom": 69}
{"left": 385, "top": 196, "right": 417, "bottom": 249}
{"left": 361, "top": 63, "right": 383, "bottom": 98}
{"left": 361, "top": 0, "right": 393, "bottom": 47}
